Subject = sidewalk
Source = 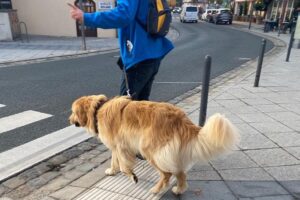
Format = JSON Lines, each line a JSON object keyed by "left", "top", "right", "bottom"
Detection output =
{"left": 0, "top": 25, "right": 300, "bottom": 200}
{"left": 0, "top": 29, "right": 179, "bottom": 67}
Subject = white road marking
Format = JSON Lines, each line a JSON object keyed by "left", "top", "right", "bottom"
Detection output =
{"left": 238, "top": 57, "right": 252, "bottom": 61}
{"left": 155, "top": 82, "right": 201, "bottom": 84}
{"left": 0, "top": 104, "right": 5, "bottom": 108}
{"left": 0, "top": 110, "right": 52, "bottom": 134}
{"left": 0, "top": 126, "right": 91, "bottom": 181}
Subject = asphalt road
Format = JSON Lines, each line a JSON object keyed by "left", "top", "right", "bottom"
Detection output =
{"left": 0, "top": 20, "right": 273, "bottom": 152}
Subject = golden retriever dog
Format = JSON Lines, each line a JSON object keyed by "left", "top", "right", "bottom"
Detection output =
{"left": 69, "top": 95, "right": 239, "bottom": 195}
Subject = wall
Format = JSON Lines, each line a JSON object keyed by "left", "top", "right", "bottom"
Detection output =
{"left": 11, "top": 0, "right": 77, "bottom": 37}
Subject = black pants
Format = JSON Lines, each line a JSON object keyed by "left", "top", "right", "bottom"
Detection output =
{"left": 120, "top": 58, "right": 161, "bottom": 100}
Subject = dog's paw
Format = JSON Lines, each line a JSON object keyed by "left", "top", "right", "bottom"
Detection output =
{"left": 105, "top": 168, "right": 118, "bottom": 176}
{"left": 172, "top": 186, "right": 186, "bottom": 195}
{"left": 150, "top": 186, "right": 161, "bottom": 194}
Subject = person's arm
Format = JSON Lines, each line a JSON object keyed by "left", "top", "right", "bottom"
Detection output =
{"left": 84, "top": 0, "right": 138, "bottom": 29}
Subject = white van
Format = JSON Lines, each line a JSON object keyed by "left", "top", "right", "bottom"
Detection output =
{"left": 180, "top": 5, "right": 198, "bottom": 23}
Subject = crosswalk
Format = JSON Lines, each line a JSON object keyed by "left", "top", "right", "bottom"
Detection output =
{"left": 0, "top": 110, "right": 52, "bottom": 134}
{"left": 0, "top": 103, "right": 91, "bottom": 181}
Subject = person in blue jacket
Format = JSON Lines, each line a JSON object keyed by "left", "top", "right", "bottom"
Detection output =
{"left": 69, "top": 0, "right": 174, "bottom": 100}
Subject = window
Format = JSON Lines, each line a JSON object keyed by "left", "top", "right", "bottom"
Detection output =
{"left": 0, "top": 0, "right": 12, "bottom": 9}
{"left": 186, "top": 7, "right": 197, "bottom": 12}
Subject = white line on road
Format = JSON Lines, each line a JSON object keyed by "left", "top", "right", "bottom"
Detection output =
{"left": 0, "top": 126, "right": 91, "bottom": 181}
{"left": 238, "top": 57, "right": 252, "bottom": 61}
{"left": 155, "top": 82, "right": 201, "bottom": 84}
{"left": 0, "top": 110, "right": 52, "bottom": 134}
{"left": 0, "top": 104, "right": 5, "bottom": 108}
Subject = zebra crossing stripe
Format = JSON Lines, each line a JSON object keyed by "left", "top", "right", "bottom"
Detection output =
{"left": 0, "top": 104, "right": 5, "bottom": 108}
{"left": 0, "top": 110, "right": 52, "bottom": 134}
{"left": 0, "top": 126, "right": 91, "bottom": 181}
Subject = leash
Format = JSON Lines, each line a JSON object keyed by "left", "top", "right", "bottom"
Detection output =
{"left": 120, "top": 59, "right": 131, "bottom": 97}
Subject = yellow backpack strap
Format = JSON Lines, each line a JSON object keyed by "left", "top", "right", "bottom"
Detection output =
{"left": 156, "top": 0, "right": 166, "bottom": 32}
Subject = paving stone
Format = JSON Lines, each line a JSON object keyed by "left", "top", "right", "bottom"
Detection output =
{"left": 0, "top": 185, "right": 8, "bottom": 196}
{"left": 4, "top": 184, "right": 33, "bottom": 199}
{"left": 77, "top": 142, "right": 94, "bottom": 151}
{"left": 27, "top": 172, "right": 58, "bottom": 190}
{"left": 211, "top": 151, "right": 258, "bottom": 169}
{"left": 43, "top": 176, "right": 72, "bottom": 192}
{"left": 264, "top": 165, "right": 300, "bottom": 181}
{"left": 219, "top": 168, "right": 274, "bottom": 181}
{"left": 60, "top": 158, "right": 84, "bottom": 172}
{"left": 226, "top": 181, "right": 288, "bottom": 198}
{"left": 95, "top": 144, "right": 108, "bottom": 152}
{"left": 50, "top": 186, "right": 86, "bottom": 200}
{"left": 285, "top": 147, "right": 300, "bottom": 159}
{"left": 215, "top": 99, "right": 248, "bottom": 108}
{"left": 62, "top": 148, "right": 84, "bottom": 160}
{"left": 250, "top": 195, "right": 295, "bottom": 200}
{"left": 75, "top": 163, "right": 96, "bottom": 173}
{"left": 281, "top": 120, "right": 300, "bottom": 132}
{"left": 238, "top": 130, "right": 277, "bottom": 150}
{"left": 19, "top": 168, "right": 40, "bottom": 182}
{"left": 245, "top": 149, "right": 300, "bottom": 167}
{"left": 78, "top": 152, "right": 96, "bottom": 160}
{"left": 91, "top": 151, "right": 111, "bottom": 164}
{"left": 187, "top": 170, "right": 221, "bottom": 181}
{"left": 33, "top": 162, "right": 53, "bottom": 174}
{"left": 266, "top": 112, "right": 300, "bottom": 122}
{"left": 2, "top": 176, "right": 26, "bottom": 189}
{"left": 241, "top": 98, "right": 273, "bottom": 105}
{"left": 189, "top": 163, "right": 214, "bottom": 171}
{"left": 255, "top": 104, "right": 287, "bottom": 113}
{"left": 63, "top": 169, "right": 86, "bottom": 181}
{"left": 70, "top": 161, "right": 110, "bottom": 188}
{"left": 266, "top": 132, "right": 300, "bottom": 147}
{"left": 237, "top": 113, "right": 276, "bottom": 123}
{"left": 47, "top": 154, "right": 68, "bottom": 165}
{"left": 250, "top": 121, "right": 293, "bottom": 133}
{"left": 164, "top": 181, "right": 236, "bottom": 200}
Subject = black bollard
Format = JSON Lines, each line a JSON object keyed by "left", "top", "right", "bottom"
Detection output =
{"left": 199, "top": 56, "right": 212, "bottom": 127}
{"left": 286, "top": 29, "right": 295, "bottom": 62}
{"left": 254, "top": 39, "right": 266, "bottom": 87}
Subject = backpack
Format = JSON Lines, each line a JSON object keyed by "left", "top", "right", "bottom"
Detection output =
{"left": 137, "top": 0, "right": 172, "bottom": 37}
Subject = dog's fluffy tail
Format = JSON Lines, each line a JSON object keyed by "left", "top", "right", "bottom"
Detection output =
{"left": 193, "top": 113, "right": 240, "bottom": 161}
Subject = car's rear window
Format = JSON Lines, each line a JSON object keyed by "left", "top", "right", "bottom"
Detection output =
{"left": 186, "top": 7, "right": 197, "bottom": 12}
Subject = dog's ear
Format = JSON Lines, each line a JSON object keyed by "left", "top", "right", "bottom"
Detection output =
{"left": 70, "top": 96, "right": 91, "bottom": 127}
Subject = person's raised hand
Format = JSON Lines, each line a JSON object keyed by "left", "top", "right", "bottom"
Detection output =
{"left": 68, "top": 3, "right": 83, "bottom": 23}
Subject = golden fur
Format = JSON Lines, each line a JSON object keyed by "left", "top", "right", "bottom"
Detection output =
{"left": 69, "top": 95, "right": 239, "bottom": 195}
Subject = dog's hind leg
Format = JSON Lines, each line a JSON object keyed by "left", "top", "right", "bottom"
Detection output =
{"left": 116, "top": 147, "right": 138, "bottom": 184}
{"left": 105, "top": 150, "right": 120, "bottom": 176}
{"left": 172, "top": 171, "right": 188, "bottom": 195}
{"left": 149, "top": 160, "right": 172, "bottom": 194}
{"left": 150, "top": 170, "right": 172, "bottom": 194}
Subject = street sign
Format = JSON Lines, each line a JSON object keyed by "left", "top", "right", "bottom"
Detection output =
{"left": 295, "top": 13, "right": 300, "bottom": 39}
{"left": 99, "top": 2, "right": 113, "bottom": 10}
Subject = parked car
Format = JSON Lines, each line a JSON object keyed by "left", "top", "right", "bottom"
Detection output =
{"left": 180, "top": 5, "right": 198, "bottom": 23}
{"left": 172, "top": 7, "right": 182, "bottom": 14}
{"left": 206, "top": 9, "right": 217, "bottom": 23}
{"left": 212, "top": 8, "right": 233, "bottom": 24}
{"left": 201, "top": 9, "right": 216, "bottom": 21}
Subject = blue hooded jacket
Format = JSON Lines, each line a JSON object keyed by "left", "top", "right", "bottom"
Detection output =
{"left": 84, "top": 0, "right": 174, "bottom": 70}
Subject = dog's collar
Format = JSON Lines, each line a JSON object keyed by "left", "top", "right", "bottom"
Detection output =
{"left": 93, "top": 100, "right": 107, "bottom": 134}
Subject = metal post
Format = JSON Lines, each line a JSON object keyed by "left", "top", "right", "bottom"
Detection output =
{"left": 199, "top": 55, "right": 212, "bottom": 127}
{"left": 79, "top": 0, "right": 87, "bottom": 50}
{"left": 248, "top": 5, "right": 253, "bottom": 30}
{"left": 286, "top": 26, "right": 295, "bottom": 62}
{"left": 254, "top": 39, "right": 266, "bottom": 87}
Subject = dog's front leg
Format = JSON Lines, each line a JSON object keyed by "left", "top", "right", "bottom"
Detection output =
{"left": 105, "top": 150, "right": 120, "bottom": 176}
